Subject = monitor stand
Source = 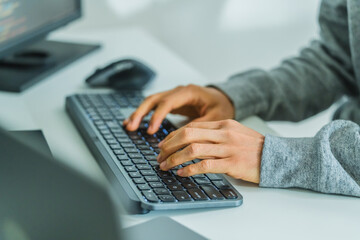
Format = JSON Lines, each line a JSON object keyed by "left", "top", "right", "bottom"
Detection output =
{"left": 0, "top": 40, "right": 101, "bottom": 93}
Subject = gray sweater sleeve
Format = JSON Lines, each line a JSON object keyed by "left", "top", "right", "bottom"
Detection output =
{"left": 260, "top": 120, "right": 360, "bottom": 197}
{"left": 211, "top": 1, "right": 357, "bottom": 122}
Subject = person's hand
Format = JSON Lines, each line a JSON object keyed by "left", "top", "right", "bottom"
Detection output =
{"left": 157, "top": 120, "right": 265, "bottom": 184}
{"left": 123, "top": 84, "right": 234, "bottom": 134}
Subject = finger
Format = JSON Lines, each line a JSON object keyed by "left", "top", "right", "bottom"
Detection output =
{"left": 125, "top": 93, "right": 165, "bottom": 131}
{"left": 159, "top": 143, "right": 228, "bottom": 171}
{"left": 147, "top": 90, "right": 199, "bottom": 134}
{"left": 158, "top": 130, "right": 177, "bottom": 147}
{"left": 147, "top": 101, "right": 173, "bottom": 134}
{"left": 158, "top": 128, "right": 225, "bottom": 162}
{"left": 158, "top": 121, "right": 222, "bottom": 148}
{"left": 177, "top": 159, "right": 230, "bottom": 177}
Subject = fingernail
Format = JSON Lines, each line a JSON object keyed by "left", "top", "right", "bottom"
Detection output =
{"left": 177, "top": 169, "right": 184, "bottom": 176}
{"left": 160, "top": 161, "right": 166, "bottom": 170}
{"left": 147, "top": 125, "right": 154, "bottom": 134}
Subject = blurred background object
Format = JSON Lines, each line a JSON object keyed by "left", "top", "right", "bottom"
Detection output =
{"left": 65, "top": 0, "right": 330, "bottom": 137}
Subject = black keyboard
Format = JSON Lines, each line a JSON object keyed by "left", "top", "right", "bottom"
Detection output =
{"left": 66, "top": 91, "right": 242, "bottom": 213}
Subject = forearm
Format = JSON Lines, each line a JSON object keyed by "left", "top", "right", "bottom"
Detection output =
{"left": 260, "top": 120, "right": 360, "bottom": 197}
{"left": 211, "top": 40, "right": 355, "bottom": 122}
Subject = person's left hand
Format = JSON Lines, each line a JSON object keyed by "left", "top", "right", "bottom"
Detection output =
{"left": 157, "top": 119, "right": 265, "bottom": 184}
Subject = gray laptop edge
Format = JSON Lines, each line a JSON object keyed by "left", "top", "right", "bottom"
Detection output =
{"left": 0, "top": 128, "right": 123, "bottom": 240}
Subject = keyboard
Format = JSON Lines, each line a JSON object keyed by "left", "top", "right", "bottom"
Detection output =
{"left": 66, "top": 91, "right": 243, "bottom": 213}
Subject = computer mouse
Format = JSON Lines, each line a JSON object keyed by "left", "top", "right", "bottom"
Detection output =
{"left": 86, "top": 58, "right": 156, "bottom": 90}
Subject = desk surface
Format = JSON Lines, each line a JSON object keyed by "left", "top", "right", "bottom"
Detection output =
{"left": 1, "top": 28, "right": 359, "bottom": 240}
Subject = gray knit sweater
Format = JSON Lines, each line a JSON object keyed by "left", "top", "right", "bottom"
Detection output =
{"left": 213, "top": 0, "right": 360, "bottom": 197}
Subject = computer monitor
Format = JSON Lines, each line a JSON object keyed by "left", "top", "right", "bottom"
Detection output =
{"left": 0, "top": 0, "right": 100, "bottom": 92}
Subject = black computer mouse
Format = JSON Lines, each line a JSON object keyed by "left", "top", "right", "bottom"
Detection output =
{"left": 86, "top": 58, "right": 156, "bottom": 90}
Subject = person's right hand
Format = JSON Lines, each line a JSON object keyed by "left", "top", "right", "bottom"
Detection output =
{"left": 123, "top": 84, "right": 235, "bottom": 134}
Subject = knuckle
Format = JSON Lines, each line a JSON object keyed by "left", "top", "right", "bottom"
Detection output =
{"left": 158, "top": 99, "right": 168, "bottom": 106}
{"left": 182, "top": 128, "right": 193, "bottom": 140}
{"left": 188, "top": 143, "right": 199, "bottom": 157}
{"left": 186, "top": 165, "right": 196, "bottom": 176}
{"left": 185, "top": 84, "right": 198, "bottom": 92}
{"left": 167, "top": 155, "right": 176, "bottom": 165}
{"left": 175, "top": 85, "right": 185, "bottom": 91}
{"left": 200, "top": 160, "right": 212, "bottom": 172}
{"left": 161, "top": 144, "right": 169, "bottom": 153}
{"left": 223, "top": 119, "right": 233, "bottom": 126}
{"left": 221, "top": 129, "right": 231, "bottom": 139}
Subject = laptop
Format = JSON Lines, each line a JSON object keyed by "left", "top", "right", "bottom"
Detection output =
{"left": 0, "top": 128, "right": 206, "bottom": 240}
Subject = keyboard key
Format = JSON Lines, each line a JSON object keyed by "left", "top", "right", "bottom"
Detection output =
{"left": 134, "top": 140, "right": 147, "bottom": 145}
{"left": 114, "top": 149, "right": 125, "bottom": 155}
{"left": 138, "top": 184, "right": 151, "bottom": 191}
{"left": 142, "top": 191, "right": 159, "bottom": 203}
{"left": 188, "top": 188, "right": 208, "bottom": 200}
{"left": 133, "top": 178, "right": 146, "bottom": 184}
{"left": 157, "top": 171, "right": 172, "bottom": 178}
{"left": 153, "top": 148, "right": 161, "bottom": 154}
{"left": 213, "top": 180, "right": 231, "bottom": 190}
{"left": 176, "top": 176, "right": 192, "bottom": 183}
{"left": 128, "top": 153, "right": 143, "bottom": 159}
{"left": 167, "top": 184, "right": 182, "bottom": 191}
{"left": 182, "top": 181, "right": 197, "bottom": 189}
{"left": 137, "top": 144, "right": 150, "bottom": 150}
{"left": 145, "top": 176, "right": 159, "bottom": 182}
{"left": 149, "top": 182, "right": 164, "bottom": 188}
{"left": 107, "top": 139, "right": 117, "bottom": 145}
{"left": 110, "top": 144, "right": 121, "bottom": 149}
{"left": 117, "top": 155, "right": 128, "bottom": 160}
{"left": 124, "top": 148, "right": 138, "bottom": 153}
{"left": 149, "top": 143, "right": 158, "bottom": 148}
{"left": 137, "top": 164, "right": 151, "bottom": 170}
{"left": 158, "top": 195, "right": 176, "bottom": 202}
{"left": 173, "top": 191, "right": 192, "bottom": 201}
{"left": 206, "top": 173, "right": 222, "bottom": 181}
{"left": 133, "top": 159, "right": 147, "bottom": 164}
{"left": 194, "top": 178, "right": 211, "bottom": 185}
{"left": 114, "top": 133, "right": 127, "bottom": 138}
{"left": 141, "top": 150, "right": 154, "bottom": 155}
{"left": 154, "top": 188, "right": 170, "bottom": 195}
{"left": 220, "top": 189, "right": 238, "bottom": 199}
{"left": 201, "top": 185, "right": 225, "bottom": 200}
{"left": 192, "top": 174, "right": 206, "bottom": 178}
{"left": 120, "top": 143, "right": 134, "bottom": 148}
{"left": 118, "top": 138, "right": 131, "bottom": 143}
{"left": 129, "top": 171, "right": 141, "bottom": 178}
{"left": 145, "top": 155, "right": 157, "bottom": 161}
{"left": 120, "top": 160, "right": 133, "bottom": 166}
{"left": 125, "top": 166, "right": 137, "bottom": 172}
{"left": 140, "top": 170, "right": 156, "bottom": 176}
{"left": 103, "top": 134, "right": 114, "bottom": 139}
{"left": 129, "top": 134, "right": 142, "bottom": 140}
{"left": 163, "top": 178, "right": 177, "bottom": 185}
{"left": 149, "top": 161, "right": 159, "bottom": 167}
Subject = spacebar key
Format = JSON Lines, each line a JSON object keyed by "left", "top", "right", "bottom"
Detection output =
{"left": 200, "top": 185, "right": 224, "bottom": 200}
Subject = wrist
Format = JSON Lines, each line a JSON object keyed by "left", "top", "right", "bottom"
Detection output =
{"left": 206, "top": 86, "right": 235, "bottom": 119}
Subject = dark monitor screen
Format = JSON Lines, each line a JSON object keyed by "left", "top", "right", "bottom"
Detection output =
{"left": 0, "top": 0, "right": 81, "bottom": 58}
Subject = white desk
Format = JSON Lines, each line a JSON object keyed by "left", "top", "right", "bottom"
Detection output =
{"left": 1, "top": 28, "right": 359, "bottom": 240}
